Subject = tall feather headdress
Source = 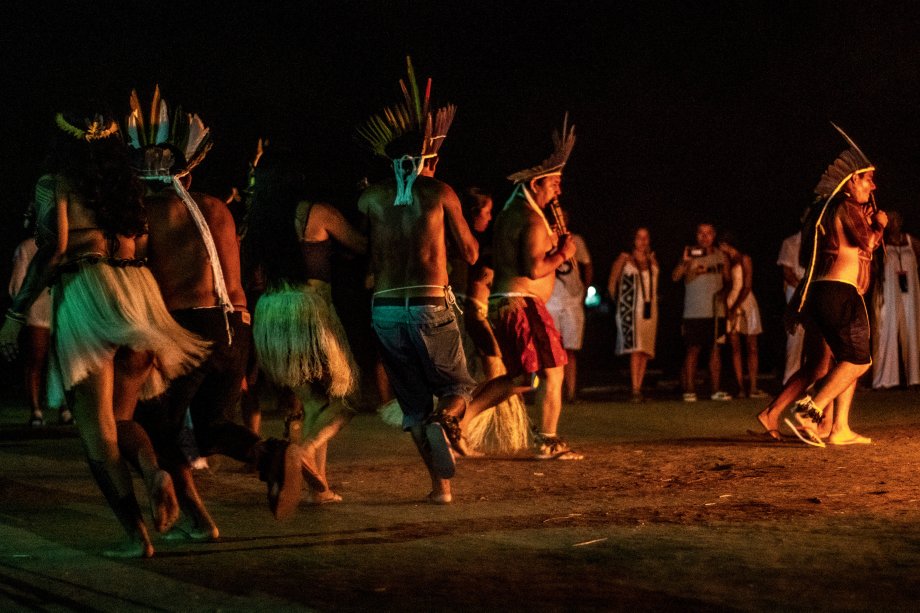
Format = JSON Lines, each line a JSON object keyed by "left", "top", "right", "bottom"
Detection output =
{"left": 356, "top": 56, "right": 456, "bottom": 205}
{"left": 356, "top": 56, "right": 456, "bottom": 160}
{"left": 124, "top": 85, "right": 213, "bottom": 181}
{"left": 507, "top": 113, "right": 576, "bottom": 184}
{"left": 813, "top": 122, "right": 875, "bottom": 199}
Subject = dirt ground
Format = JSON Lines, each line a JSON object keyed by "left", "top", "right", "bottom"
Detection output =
{"left": 2, "top": 385, "right": 920, "bottom": 612}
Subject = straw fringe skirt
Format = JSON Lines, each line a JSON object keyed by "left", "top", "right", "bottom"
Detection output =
{"left": 50, "top": 260, "right": 211, "bottom": 408}
{"left": 253, "top": 283, "right": 358, "bottom": 399}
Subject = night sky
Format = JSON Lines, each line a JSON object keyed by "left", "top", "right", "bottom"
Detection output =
{"left": 4, "top": 1, "right": 920, "bottom": 376}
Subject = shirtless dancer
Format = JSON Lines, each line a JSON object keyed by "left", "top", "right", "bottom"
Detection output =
{"left": 126, "top": 88, "right": 318, "bottom": 529}
{"left": 485, "top": 115, "right": 583, "bottom": 460}
{"left": 757, "top": 124, "right": 886, "bottom": 446}
{"left": 357, "top": 58, "right": 477, "bottom": 504}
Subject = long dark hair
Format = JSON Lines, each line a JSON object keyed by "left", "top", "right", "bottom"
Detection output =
{"left": 44, "top": 115, "right": 146, "bottom": 237}
{"left": 244, "top": 147, "right": 308, "bottom": 288}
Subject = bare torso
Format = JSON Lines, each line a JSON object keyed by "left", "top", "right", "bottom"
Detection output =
{"left": 359, "top": 176, "right": 476, "bottom": 298}
{"left": 815, "top": 200, "right": 880, "bottom": 293}
{"left": 492, "top": 197, "right": 558, "bottom": 303}
{"left": 142, "top": 189, "right": 247, "bottom": 311}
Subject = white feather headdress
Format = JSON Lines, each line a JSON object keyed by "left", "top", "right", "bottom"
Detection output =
{"left": 124, "top": 85, "right": 213, "bottom": 181}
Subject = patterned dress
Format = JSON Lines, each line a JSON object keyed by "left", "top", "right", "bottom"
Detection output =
{"left": 615, "top": 258, "right": 658, "bottom": 357}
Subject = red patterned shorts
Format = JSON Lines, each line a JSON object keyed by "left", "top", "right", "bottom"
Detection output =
{"left": 487, "top": 295, "right": 568, "bottom": 377}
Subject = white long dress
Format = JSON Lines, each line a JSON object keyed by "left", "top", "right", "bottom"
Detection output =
{"left": 615, "top": 258, "right": 658, "bottom": 357}
{"left": 872, "top": 236, "right": 920, "bottom": 388}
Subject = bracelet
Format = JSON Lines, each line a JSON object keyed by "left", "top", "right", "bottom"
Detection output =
{"left": 5, "top": 309, "right": 26, "bottom": 324}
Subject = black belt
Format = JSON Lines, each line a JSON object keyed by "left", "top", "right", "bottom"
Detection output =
{"left": 373, "top": 296, "right": 446, "bottom": 307}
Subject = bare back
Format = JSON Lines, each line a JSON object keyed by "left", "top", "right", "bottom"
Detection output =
{"left": 359, "top": 176, "right": 476, "bottom": 297}
{"left": 143, "top": 190, "right": 247, "bottom": 311}
{"left": 57, "top": 179, "right": 138, "bottom": 261}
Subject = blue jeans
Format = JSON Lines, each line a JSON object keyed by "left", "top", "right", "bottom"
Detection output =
{"left": 372, "top": 304, "right": 475, "bottom": 429}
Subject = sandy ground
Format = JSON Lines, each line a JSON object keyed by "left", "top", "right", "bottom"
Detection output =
{"left": 2, "top": 386, "right": 920, "bottom": 612}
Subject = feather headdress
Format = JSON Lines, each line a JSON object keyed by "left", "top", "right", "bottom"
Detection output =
{"left": 813, "top": 122, "right": 875, "bottom": 199}
{"left": 124, "top": 85, "right": 213, "bottom": 181}
{"left": 54, "top": 113, "right": 119, "bottom": 142}
{"left": 356, "top": 57, "right": 456, "bottom": 205}
{"left": 356, "top": 56, "right": 456, "bottom": 160}
{"left": 507, "top": 113, "right": 576, "bottom": 184}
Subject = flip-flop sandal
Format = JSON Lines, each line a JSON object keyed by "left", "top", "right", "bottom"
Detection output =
{"left": 783, "top": 418, "right": 826, "bottom": 448}
{"left": 424, "top": 422, "right": 456, "bottom": 479}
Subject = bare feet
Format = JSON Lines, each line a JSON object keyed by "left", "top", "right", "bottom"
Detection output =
{"left": 148, "top": 470, "right": 180, "bottom": 533}
{"left": 102, "top": 536, "right": 154, "bottom": 559}
{"left": 827, "top": 431, "right": 872, "bottom": 445}
{"left": 755, "top": 412, "right": 782, "bottom": 441}
{"left": 427, "top": 491, "right": 453, "bottom": 505}
{"left": 163, "top": 521, "right": 220, "bottom": 542}
{"left": 299, "top": 442, "right": 328, "bottom": 492}
{"left": 308, "top": 490, "right": 343, "bottom": 505}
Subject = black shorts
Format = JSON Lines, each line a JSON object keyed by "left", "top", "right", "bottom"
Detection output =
{"left": 682, "top": 317, "right": 725, "bottom": 350}
{"left": 804, "top": 281, "right": 871, "bottom": 365}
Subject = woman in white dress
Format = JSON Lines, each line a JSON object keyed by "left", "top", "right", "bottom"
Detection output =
{"left": 718, "top": 233, "right": 765, "bottom": 398}
{"left": 871, "top": 211, "right": 920, "bottom": 388}
{"left": 609, "top": 227, "right": 659, "bottom": 402}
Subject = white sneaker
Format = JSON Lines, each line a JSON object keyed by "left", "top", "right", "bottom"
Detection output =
{"left": 710, "top": 391, "right": 732, "bottom": 401}
{"left": 682, "top": 392, "right": 698, "bottom": 402}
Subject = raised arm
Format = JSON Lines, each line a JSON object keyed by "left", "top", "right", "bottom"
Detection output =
{"left": 519, "top": 209, "right": 575, "bottom": 280}
{"left": 840, "top": 202, "right": 885, "bottom": 252}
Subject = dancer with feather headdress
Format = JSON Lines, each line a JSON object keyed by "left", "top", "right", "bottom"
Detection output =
{"left": 125, "top": 87, "right": 324, "bottom": 527}
{"left": 481, "top": 115, "right": 584, "bottom": 461}
{"left": 357, "top": 56, "right": 479, "bottom": 504}
{"left": 755, "top": 123, "right": 886, "bottom": 447}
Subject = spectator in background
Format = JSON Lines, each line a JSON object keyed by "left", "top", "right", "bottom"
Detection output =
{"left": 871, "top": 210, "right": 920, "bottom": 389}
{"left": 609, "top": 227, "right": 659, "bottom": 403}
{"left": 8, "top": 203, "right": 71, "bottom": 427}
{"left": 545, "top": 210, "right": 593, "bottom": 403}
{"left": 719, "top": 231, "right": 766, "bottom": 398}
{"left": 777, "top": 210, "right": 808, "bottom": 384}
{"left": 672, "top": 222, "right": 731, "bottom": 402}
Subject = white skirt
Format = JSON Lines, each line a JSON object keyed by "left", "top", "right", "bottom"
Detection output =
{"left": 253, "top": 282, "right": 358, "bottom": 398}
{"left": 50, "top": 259, "right": 210, "bottom": 407}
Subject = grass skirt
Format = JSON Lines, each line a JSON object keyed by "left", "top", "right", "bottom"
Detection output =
{"left": 50, "top": 260, "right": 210, "bottom": 408}
{"left": 253, "top": 282, "right": 358, "bottom": 398}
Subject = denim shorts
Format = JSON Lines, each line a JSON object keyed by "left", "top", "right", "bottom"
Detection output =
{"left": 372, "top": 303, "right": 475, "bottom": 429}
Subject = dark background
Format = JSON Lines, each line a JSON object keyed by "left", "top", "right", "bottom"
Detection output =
{"left": 3, "top": 1, "right": 920, "bottom": 393}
